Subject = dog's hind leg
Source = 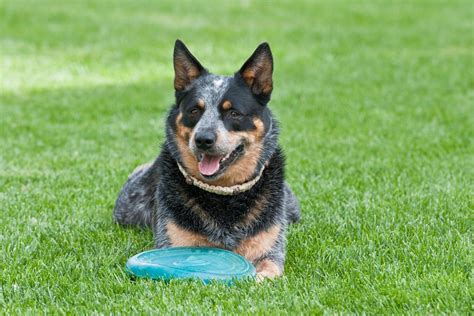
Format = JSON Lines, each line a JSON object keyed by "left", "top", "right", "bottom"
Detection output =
{"left": 113, "top": 160, "right": 160, "bottom": 228}
{"left": 283, "top": 182, "right": 301, "bottom": 224}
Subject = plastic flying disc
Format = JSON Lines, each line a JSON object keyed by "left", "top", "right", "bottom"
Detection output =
{"left": 126, "top": 247, "right": 256, "bottom": 283}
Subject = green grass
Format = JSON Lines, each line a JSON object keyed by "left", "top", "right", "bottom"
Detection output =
{"left": 1, "top": 0, "right": 472, "bottom": 314}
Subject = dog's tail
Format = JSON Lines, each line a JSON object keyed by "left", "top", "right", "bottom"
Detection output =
{"left": 284, "top": 183, "right": 301, "bottom": 224}
{"left": 113, "top": 162, "right": 157, "bottom": 228}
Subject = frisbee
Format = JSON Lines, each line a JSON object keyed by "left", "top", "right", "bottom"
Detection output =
{"left": 126, "top": 247, "right": 256, "bottom": 283}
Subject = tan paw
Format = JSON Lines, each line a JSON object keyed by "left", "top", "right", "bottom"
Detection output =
{"left": 255, "top": 259, "right": 282, "bottom": 282}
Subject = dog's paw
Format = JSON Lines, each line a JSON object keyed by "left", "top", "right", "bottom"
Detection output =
{"left": 255, "top": 259, "right": 281, "bottom": 282}
{"left": 256, "top": 271, "right": 278, "bottom": 282}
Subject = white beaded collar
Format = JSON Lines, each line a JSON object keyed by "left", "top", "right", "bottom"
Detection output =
{"left": 177, "top": 163, "right": 265, "bottom": 196}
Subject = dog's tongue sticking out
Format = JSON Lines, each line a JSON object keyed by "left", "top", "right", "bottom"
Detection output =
{"left": 198, "top": 154, "right": 221, "bottom": 176}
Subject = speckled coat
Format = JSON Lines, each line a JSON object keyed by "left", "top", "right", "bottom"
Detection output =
{"left": 114, "top": 40, "right": 300, "bottom": 279}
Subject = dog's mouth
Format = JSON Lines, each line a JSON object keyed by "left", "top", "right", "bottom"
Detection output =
{"left": 197, "top": 144, "right": 245, "bottom": 179}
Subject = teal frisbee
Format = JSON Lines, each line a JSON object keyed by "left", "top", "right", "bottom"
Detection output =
{"left": 126, "top": 247, "right": 256, "bottom": 283}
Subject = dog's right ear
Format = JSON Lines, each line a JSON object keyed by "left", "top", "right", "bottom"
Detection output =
{"left": 173, "top": 40, "right": 205, "bottom": 91}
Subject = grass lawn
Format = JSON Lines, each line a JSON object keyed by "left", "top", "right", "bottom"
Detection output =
{"left": 1, "top": 0, "right": 472, "bottom": 314}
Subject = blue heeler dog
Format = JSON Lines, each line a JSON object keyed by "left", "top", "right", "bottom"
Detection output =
{"left": 114, "top": 40, "right": 300, "bottom": 280}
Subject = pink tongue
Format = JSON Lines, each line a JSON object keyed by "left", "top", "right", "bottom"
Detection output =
{"left": 198, "top": 155, "right": 221, "bottom": 176}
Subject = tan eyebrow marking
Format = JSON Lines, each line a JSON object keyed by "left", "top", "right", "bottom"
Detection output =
{"left": 197, "top": 99, "right": 205, "bottom": 109}
{"left": 222, "top": 100, "right": 232, "bottom": 110}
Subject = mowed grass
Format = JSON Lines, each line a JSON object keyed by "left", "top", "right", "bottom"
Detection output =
{"left": 1, "top": 0, "right": 472, "bottom": 313}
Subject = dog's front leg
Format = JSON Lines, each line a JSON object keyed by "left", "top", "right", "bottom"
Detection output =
{"left": 254, "top": 257, "right": 284, "bottom": 281}
{"left": 153, "top": 205, "right": 217, "bottom": 248}
{"left": 234, "top": 224, "right": 286, "bottom": 281}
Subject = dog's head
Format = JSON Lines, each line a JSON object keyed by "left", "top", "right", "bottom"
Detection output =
{"left": 167, "top": 40, "right": 278, "bottom": 186}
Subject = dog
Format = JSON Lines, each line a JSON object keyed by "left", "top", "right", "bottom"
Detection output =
{"left": 114, "top": 40, "right": 300, "bottom": 280}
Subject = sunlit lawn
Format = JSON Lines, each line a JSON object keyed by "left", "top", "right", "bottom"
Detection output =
{"left": 0, "top": 0, "right": 472, "bottom": 313}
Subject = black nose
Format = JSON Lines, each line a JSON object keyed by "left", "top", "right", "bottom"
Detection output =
{"left": 195, "top": 131, "right": 216, "bottom": 150}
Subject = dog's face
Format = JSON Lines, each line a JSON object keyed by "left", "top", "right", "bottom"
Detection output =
{"left": 171, "top": 40, "right": 275, "bottom": 186}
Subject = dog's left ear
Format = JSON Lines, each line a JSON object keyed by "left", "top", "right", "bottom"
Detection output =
{"left": 237, "top": 42, "right": 273, "bottom": 97}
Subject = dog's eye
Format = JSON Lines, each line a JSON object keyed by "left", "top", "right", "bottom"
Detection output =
{"left": 230, "top": 110, "right": 241, "bottom": 118}
{"left": 189, "top": 108, "right": 199, "bottom": 115}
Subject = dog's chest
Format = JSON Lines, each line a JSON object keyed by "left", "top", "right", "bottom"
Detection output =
{"left": 187, "top": 198, "right": 259, "bottom": 246}
{"left": 164, "top": 213, "right": 282, "bottom": 264}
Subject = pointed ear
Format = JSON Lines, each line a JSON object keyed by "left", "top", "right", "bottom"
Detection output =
{"left": 238, "top": 42, "right": 273, "bottom": 96}
{"left": 173, "top": 40, "right": 205, "bottom": 91}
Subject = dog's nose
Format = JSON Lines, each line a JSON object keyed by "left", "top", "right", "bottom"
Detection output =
{"left": 195, "top": 131, "right": 216, "bottom": 150}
